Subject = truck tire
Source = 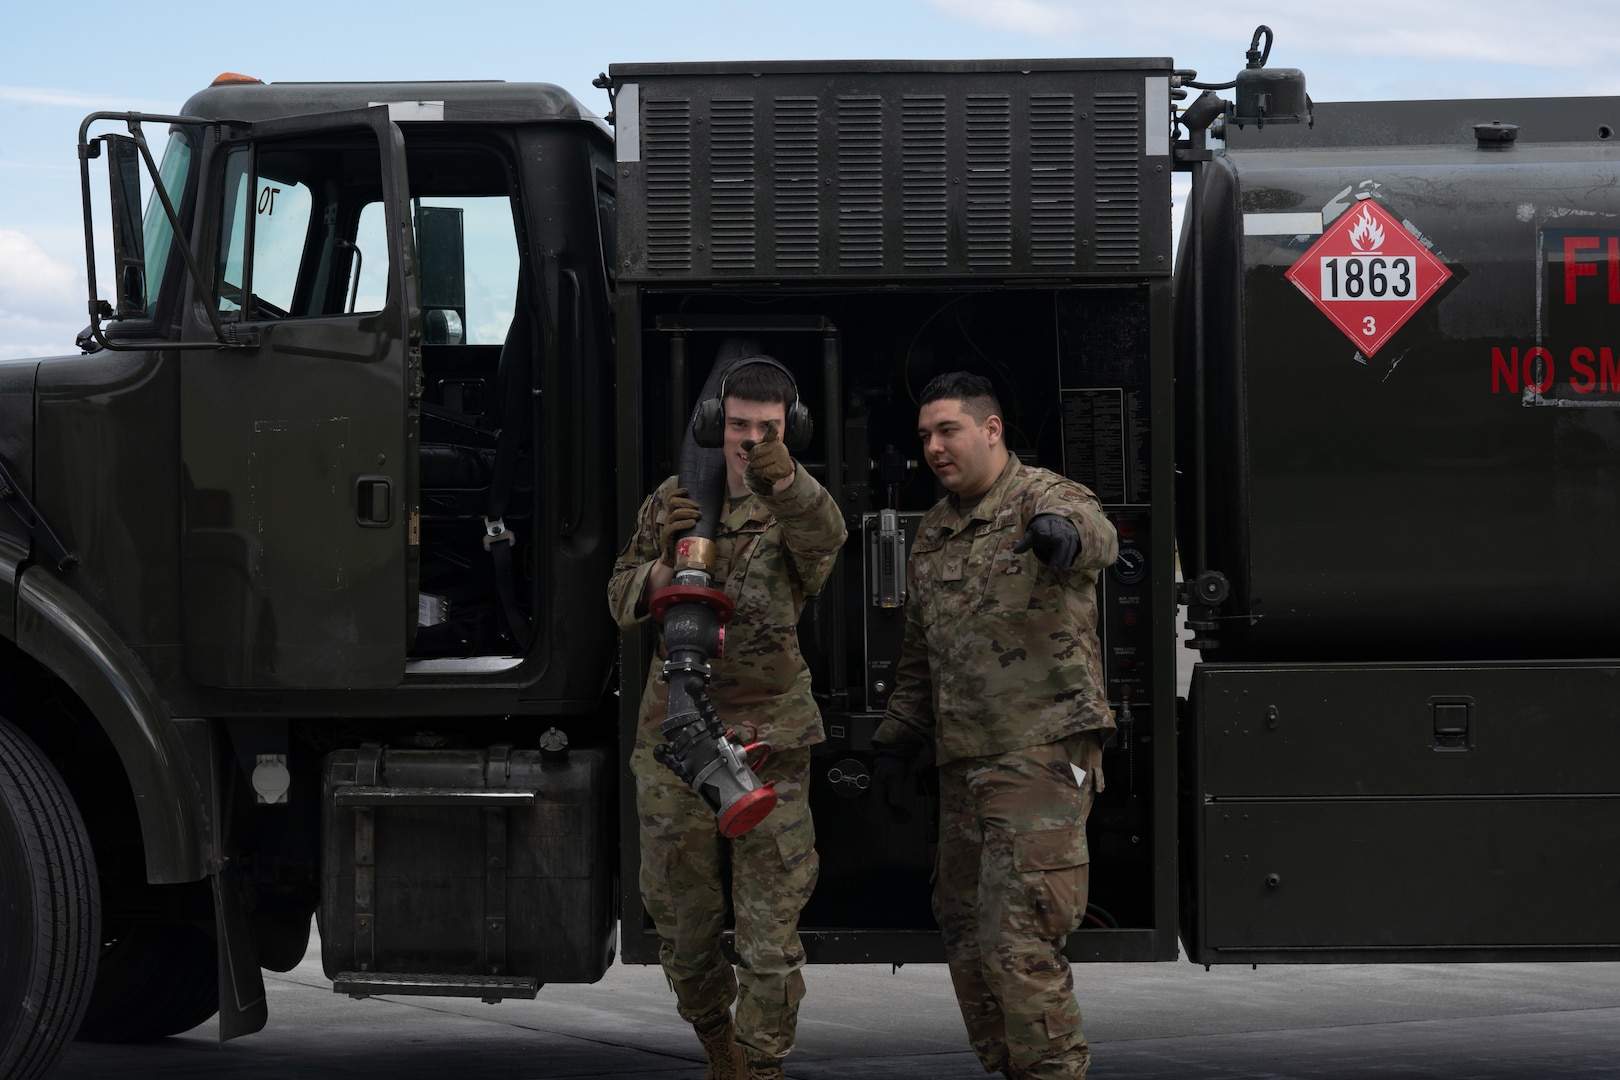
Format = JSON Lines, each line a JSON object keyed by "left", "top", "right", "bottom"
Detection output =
{"left": 0, "top": 716, "right": 102, "bottom": 1080}
{"left": 76, "top": 921, "right": 218, "bottom": 1042}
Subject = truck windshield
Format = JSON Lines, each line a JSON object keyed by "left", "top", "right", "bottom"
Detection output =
{"left": 141, "top": 132, "right": 193, "bottom": 305}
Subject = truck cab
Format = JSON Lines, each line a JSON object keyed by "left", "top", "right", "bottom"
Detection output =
{"left": 1, "top": 77, "right": 623, "bottom": 1069}
{"left": 145, "top": 77, "right": 621, "bottom": 686}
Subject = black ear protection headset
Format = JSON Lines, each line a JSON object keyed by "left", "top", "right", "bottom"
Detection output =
{"left": 690, "top": 356, "right": 813, "bottom": 452}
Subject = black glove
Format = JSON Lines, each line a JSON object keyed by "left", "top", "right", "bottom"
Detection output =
{"left": 1012, "top": 514, "right": 1080, "bottom": 572}
{"left": 741, "top": 420, "right": 795, "bottom": 496}
{"left": 869, "top": 745, "right": 917, "bottom": 824}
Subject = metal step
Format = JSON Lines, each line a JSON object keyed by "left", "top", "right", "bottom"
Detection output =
{"left": 334, "top": 787, "right": 536, "bottom": 807}
{"left": 332, "top": 971, "right": 540, "bottom": 1004}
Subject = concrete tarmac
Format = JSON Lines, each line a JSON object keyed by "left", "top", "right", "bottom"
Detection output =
{"left": 55, "top": 629, "right": 1620, "bottom": 1078}
{"left": 55, "top": 932, "right": 1620, "bottom": 1079}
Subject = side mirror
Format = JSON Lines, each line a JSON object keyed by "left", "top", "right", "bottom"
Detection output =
{"left": 79, "top": 111, "right": 236, "bottom": 351}
{"left": 105, "top": 135, "right": 148, "bottom": 318}
{"left": 417, "top": 205, "right": 466, "bottom": 343}
{"left": 423, "top": 308, "right": 464, "bottom": 345}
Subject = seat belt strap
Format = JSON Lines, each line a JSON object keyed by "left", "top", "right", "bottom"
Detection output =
{"left": 483, "top": 517, "right": 529, "bottom": 652}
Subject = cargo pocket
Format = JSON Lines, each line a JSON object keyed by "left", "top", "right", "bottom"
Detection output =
{"left": 1011, "top": 826, "right": 1089, "bottom": 940}
{"left": 773, "top": 809, "right": 817, "bottom": 872}
{"left": 764, "top": 808, "right": 819, "bottom": 917}
{"left": 1042, "top": 999, "right": 1085, "bottom": 1052}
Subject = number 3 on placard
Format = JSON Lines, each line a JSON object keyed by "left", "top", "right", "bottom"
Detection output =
{"left": 1362, "top": 315, "right": 1377, "bottom": 337}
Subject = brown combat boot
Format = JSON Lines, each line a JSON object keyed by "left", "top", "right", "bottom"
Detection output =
{"left": 746, "top": 1067, "right": 786, "bottom": 1080}
{"left": 693, "top": 1014, "right": 748, "bottom": 1080}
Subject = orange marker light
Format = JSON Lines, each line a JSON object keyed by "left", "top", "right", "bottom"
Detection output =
{"left": 210, "top": 72, "right": 264, "bottom": 86}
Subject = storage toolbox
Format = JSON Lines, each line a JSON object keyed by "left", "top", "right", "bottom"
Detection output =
{"left": 320, "top": 740, "right": 614, "bottom": 999}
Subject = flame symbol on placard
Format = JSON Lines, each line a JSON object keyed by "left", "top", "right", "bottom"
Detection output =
{"left": 1348, "top": 206, "right": 1384, "bottom": 252}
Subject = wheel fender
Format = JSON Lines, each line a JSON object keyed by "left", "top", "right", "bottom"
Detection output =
{"left": 1, "top": 536, "right": 22, "bottom": 641}
{"left": 14, "top": 566, "right": 206, "bottom": 884}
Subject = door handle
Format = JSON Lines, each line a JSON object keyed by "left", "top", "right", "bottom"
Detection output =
{"left": 356, "top": 476, "right": 392, "bottom": 526}
{"left": 1430, "top": 699, "right": 1472, "bottom": 751}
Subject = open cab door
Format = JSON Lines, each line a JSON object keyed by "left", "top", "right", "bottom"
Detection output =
{"left": 178, "top": 107, "right": 420, "bottom": 688}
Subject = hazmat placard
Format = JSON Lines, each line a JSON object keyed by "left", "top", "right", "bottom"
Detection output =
{"left": 1284, "top": 197, "right": 1451, "bottom": 356}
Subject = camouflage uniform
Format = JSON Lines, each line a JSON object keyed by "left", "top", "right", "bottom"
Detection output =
{"left": 873, "top": 455, "right": 1117, "bottom": 1079}
{"left": 609, "top": 466, "right": 846, "bottom": 1069}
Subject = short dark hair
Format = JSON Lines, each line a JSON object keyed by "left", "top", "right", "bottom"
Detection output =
{"left": 721, "top": 356, "right": 796, "bottom": 406}
{"left": 918, "top": 371, "right": 1001, "bottom": 423}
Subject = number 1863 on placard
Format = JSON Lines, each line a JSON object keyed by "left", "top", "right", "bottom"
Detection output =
{"left": 1319, "top": 255, "right": 1415, "bottom": 300}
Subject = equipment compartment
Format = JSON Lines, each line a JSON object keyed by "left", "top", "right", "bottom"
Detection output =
{"left": 321, "top": 742, "right": 615, "bottom": 992}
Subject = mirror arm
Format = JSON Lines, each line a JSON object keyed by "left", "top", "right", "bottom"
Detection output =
{"left": 77, "top": 116, "right": 110, "bottom": 344}
{"left": 76, "top": 136, "right": 129, "bottom": 356}
{"left": 126, "top": 119, "right": 235, "bottom": 346}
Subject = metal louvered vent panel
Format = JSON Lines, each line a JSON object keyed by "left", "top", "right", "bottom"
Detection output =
{"left": 1030, "top": 94, "right": 1077, "bottom": 267}
{"left": 773, "top": 97, "right": 819, "bottom": 271}
{"left": 901, "top": 95, "right": 947, "bottom": 268}
{"left": 645, "top": 98, "right": 693, "bottom": 271}
{"left": 1093, "top": 91, "right": 1142, "bottom": 266}
{"left": 965, "top": 95, "right": 1012, "bottom": 268}
{"left": 837, "top": 95, "right": 884, "bottom": 270}
{"left": 620, "top": 65, "right": 1169, "bottom": 281}
{"left": 710, "top": 99, "right": 757, "bottom": 270}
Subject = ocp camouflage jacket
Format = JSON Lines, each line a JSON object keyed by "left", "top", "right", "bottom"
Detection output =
{"left": 874, "top": 456, "right": 1119, "bottom": 764}
{"left": 608, "top": 467, "right": 847, "bottom": 751}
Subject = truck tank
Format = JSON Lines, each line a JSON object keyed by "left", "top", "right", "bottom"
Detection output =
{"left": 1177, "top": 96, "right": 1620, "bottom": 663}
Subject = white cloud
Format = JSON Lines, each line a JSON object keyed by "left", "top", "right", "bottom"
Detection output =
{"left": 0, "top": 229, "right": 85, "bottom": 358}
{"left": 925, "top": 0, "right": 1082, "bottom": 38}
{"left": 0, "top": 160, "right": 75, "bottom": 174}
{"left": 0, "top": 229, "right": 79, "bottom": 306}
{"left": 0, "top": 85, "right": 178, "bottom": 114}
{"left": 1182, "top": 5, "right": 1620, "bottom": 70}
{"left": 0, "top": 313, "right": 81, "bottom": 358}
{"left": 921, "top": 1, "right": 1620, "bottom": 95}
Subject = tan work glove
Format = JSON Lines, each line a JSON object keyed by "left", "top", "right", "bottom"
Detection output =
{"left": 741, "top": 420, "right": 795, "bottom": 496}
{"left": 659, "top": 488, "right": 703, "bottom": 567}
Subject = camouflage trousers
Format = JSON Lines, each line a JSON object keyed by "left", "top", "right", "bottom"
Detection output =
{"left": 934, "top": 734, "right": 1101, "bottom": 1079}
{"left": 632, "top": 739, "right": 819, "bottom": 1067}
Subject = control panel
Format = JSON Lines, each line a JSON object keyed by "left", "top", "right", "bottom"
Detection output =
{"left": 1102, "top": 510, "right": 1152, "bottom": 707}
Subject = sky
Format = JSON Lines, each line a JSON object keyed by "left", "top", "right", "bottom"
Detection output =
{"left": 4, "top": 0, "right": 1619, "bottom": 358}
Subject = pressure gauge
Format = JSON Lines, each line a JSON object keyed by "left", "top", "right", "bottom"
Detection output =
{"left": 1111, "top": 546, "right": 1148, "bottom": 585}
